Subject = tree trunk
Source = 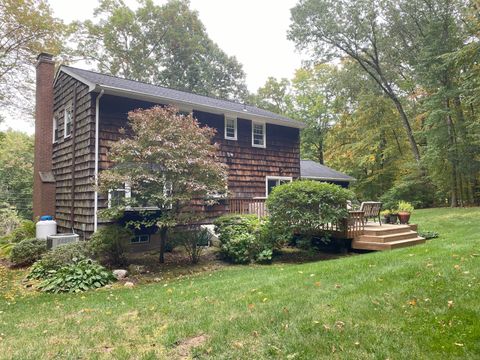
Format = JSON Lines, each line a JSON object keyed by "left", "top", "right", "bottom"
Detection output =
{"left": 317, "top": 139, "right": 324, "bottom": 165}
{"left": 159, "top": 226, "right": 168, "bottom": 263}
{"left": 391, "top": 96, "right": 422, "bottom": 164}
{"left": 445, "top": 99, "right": 459, "bottom": 207}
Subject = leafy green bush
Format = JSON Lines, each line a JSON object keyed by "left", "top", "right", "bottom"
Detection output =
{"left": 88, "top": 225, "right": 132, "bottom": 266}
{"left": 266, "top": 180, "right": 355, "bottom": 239}
{"left": 170, "top": 227, "right": 210, "bottom": 264}
{"left": 10, "top": 238, "right": 47, "bottom": 266}
{"left": 214, "top": 214, "right": 278, "bottom": 264}
{"left": 37, "top": 258, "right": 115, "bottom": 293}
{"left": 27, "top": 242, "right": 90, "bottom": 280}
{"left": 380, "top": 175, "right": 437, "bottom": 209}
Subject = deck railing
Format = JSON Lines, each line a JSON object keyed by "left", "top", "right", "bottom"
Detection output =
{"left": 228, "top": 197, "right": 268, "bottom": 218}
{"left": 228, "top": 198, "right": 365, "bottom": 239}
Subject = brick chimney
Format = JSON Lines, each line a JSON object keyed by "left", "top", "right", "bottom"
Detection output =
{"left": 33, "top": 53, "right": 56, "bottom": 219}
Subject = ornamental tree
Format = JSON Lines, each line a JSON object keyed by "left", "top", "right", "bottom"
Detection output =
{"left": 99, "top": 106, "right": 227, "bottom": 263}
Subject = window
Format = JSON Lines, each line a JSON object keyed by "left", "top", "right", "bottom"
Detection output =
{"left": 252, "top": 122, "right": 266, "bottom": 148}
{"left": 224, "top": 116, "right": 237, "bottom": 140}
{"left": 108, "top": 183, "right": 131, "bottom": 208}
{"left": 52, "top": 117, "right": 60, "bottom": 143}
{"left": 64, "top": 105, "right": 73, "bottom": 137}
{"left": 131, "top": 234, "right": 150, "bottom": 244}
{"left": 266, "top": 176, "right": 292, "bottom": 196}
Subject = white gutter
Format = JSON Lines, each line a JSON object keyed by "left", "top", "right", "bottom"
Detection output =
{"left": 94, "top": 89, "right": 105, "bottom": 232}
{"left": 301, "top": 175, "right": 356, "bottom": 182}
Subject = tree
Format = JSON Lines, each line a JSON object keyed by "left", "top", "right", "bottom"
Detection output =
{"left": 99, "top": 106, "right": 227, "bottom": 263}
{"left": 0, "top": 0, "right": 66, "bottom": 118}
{"left": 288, "top": 0, "right": 423, "bottom": 165}
{"left": 74, "top": 0, "right": 248, "bottom": 101}
{"left": 0, "top": 131, "right": 34, "bottom": 218}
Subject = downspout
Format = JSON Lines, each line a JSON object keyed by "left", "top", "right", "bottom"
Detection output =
{"left": 94, "top": 89, "right": 104, "bottom": 232}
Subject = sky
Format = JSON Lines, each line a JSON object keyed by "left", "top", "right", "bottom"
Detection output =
{"left": 2, "top": 0, "right": 304, "bottom": 134}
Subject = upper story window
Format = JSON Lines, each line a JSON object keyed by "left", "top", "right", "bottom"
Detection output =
{"left": 252, "top": 122, "right": 266, "bottom": 148}
{"left": 52, "top": 117, "right": 60, "bottom": 143}
{"left": 64, "top": 105, "right": 73, "bottom": 138}
{"left": 224, "top": 116, "right": 237, "bottom": 140}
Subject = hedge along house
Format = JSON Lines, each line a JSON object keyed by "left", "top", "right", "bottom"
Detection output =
{"left": 33, "top": 53, "right": 354, "bottom": 245}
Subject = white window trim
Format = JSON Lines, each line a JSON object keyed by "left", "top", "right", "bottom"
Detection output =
{"left": 224, "top": 116, "right": 237, "bottom": 140}
{"left": 52, "top": 117, "right": 58, "bottom": 143}
{"left": 252, "top": 121, "right": 266, "bottom": 148}
{"left": 64, "top": 105, "right": 73, "bottom": 138}
{"left": 265, "top": 176, "right": 292, "bottom": 197}
{"left": 107, "top": 183, "right": 132, "bottom": 208}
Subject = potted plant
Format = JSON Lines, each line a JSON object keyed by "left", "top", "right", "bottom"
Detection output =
{"left": 397, "top": 201, "right": 414, "bottom": 224}
{"left": 380, "top": 209, "right": 391, "bottom": 224}
{"left": 389, "top": 210, "right": 398, "bottom": 224}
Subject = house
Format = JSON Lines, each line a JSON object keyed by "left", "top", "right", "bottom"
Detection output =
{"left": 33, "top": 53, "right": 354, "bottom": 244}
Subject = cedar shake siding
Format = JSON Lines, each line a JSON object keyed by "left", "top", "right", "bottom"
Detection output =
{"left": 194, "top": 110, "right": 301, "bottom": 198}
{"left": 52, "top": 72, "right": 96, "bottom": 235}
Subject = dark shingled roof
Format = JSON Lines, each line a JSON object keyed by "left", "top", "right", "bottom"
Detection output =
{"left": 300, "top": 160, "right": 356, "bottom": 182}
{"left": 59, "top": 66, "right": 304, "bottom": 128}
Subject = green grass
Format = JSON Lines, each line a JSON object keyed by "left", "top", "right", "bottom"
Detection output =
{"left": 1, "top": 207, "right": 479, "bottom": 359}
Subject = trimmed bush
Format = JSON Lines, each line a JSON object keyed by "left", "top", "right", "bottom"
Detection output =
{"left": 28, "top": 242, "right": 90, "bottom": 280}
{"left": 170, "top": 227, "right": 210, "bottom": 264}
{"left": 1, "top": 220, "right": 35, "bottom": 244}
{"left": 214, "top": 214, "right": 277, "bottom": 264}
{"left": 10, "top": 238, "right": 47, "bottom": 266}
{"left": 37, "top": 258, "right": 115, "bottom": 293}
{"left": 266, "top": 180, "right": 355, "bottom": 240}
{"left": 88, "top": 225, "right": 132, "bottom": 266}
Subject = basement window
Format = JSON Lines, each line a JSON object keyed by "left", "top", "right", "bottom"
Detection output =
{"left": 252, "top": 122, "right": 266, "bottom": 148}
{"left": 224, "top": 116, "right": 237, "bottom": 140}
{"left": 131, "top": 234, "right": 150, "bottom": 244}
{"left": 64, "top": 105, "right": 73, "bottom": 137}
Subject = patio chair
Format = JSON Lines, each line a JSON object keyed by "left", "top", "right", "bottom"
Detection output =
{"left": 359, "top": 201, "right": 382, "bottom": 225}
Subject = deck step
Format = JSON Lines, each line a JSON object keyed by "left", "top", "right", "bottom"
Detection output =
{"left": 352, "top": 237, "right": 426, "bottom": 251}
{"left": 357, "top": 231, "right": 419, "bottom": 243}
{"left": 363, "top": 225, "right": 412, "bottom": 236}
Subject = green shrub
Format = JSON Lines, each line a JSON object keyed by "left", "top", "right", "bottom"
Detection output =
{"left": 27, "top": 242, "right": 90, "bottom": 280}
{"left": 380, "top": 175, "right": 437, "bottom": 209}
{"left": 10, "top": 238, "right": 47, "bottom": 266}
{"left": 266, "top": 180, "right": 355, "bottom": 239}
{"left": 1, "top": 220, "right": 35, "bottom": 244}
{"left": 88, "top": 225, "right": 132, "bottom": 266}
{"left": 170, "top": 227, "right": 210, "bottom": 264}
{"left": 214, "top": 214, "right": 277, "bottom": 264}
{"left": 37, "top": 258, "right": 115, "bottom": 293}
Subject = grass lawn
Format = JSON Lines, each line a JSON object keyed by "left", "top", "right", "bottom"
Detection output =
{"left": 0, "top": 207, "right": 479, "bottom": 359}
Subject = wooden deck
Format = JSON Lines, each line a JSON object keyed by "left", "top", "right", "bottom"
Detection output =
{"left": 228, "top": 198, "right": 425, "bottom": 251}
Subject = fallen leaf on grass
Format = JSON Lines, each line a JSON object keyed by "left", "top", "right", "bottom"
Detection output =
{"left": 448, "top": 300, "right": 454, "bottom": 308}
{"left": 408, "top": 299, "right": 417, "bottom": 306}
{"left": 248, "top": 303, "right": 255, "bottom": 310}
{"left": 454, "top": 342, "right": 464, "bottom": 347}
{"left": 314, "top": 282, "right": 321, "bottom": 287}
{"left": 335, "top": 284, "right": 342, "bottom": 289}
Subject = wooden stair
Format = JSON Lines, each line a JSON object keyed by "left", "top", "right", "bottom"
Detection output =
{"left": 352, "top": 224, "right": 425, "bottom": 251}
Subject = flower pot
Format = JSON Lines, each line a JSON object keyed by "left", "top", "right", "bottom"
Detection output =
{"left": 383, "top": 216, "right": 390, "bottom": 224}
{"left": 389, "top": 214, "right": 398, "bottom": 224}
{"left": 397, "top": 211, "right": 411, "bottom": 224}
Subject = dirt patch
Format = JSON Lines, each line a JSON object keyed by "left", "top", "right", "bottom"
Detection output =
{"left": 174, "top": 334, "right": 208, "bottom": 359}
{"left": 0, "top": 258, "right": 13, "bottom": 268}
